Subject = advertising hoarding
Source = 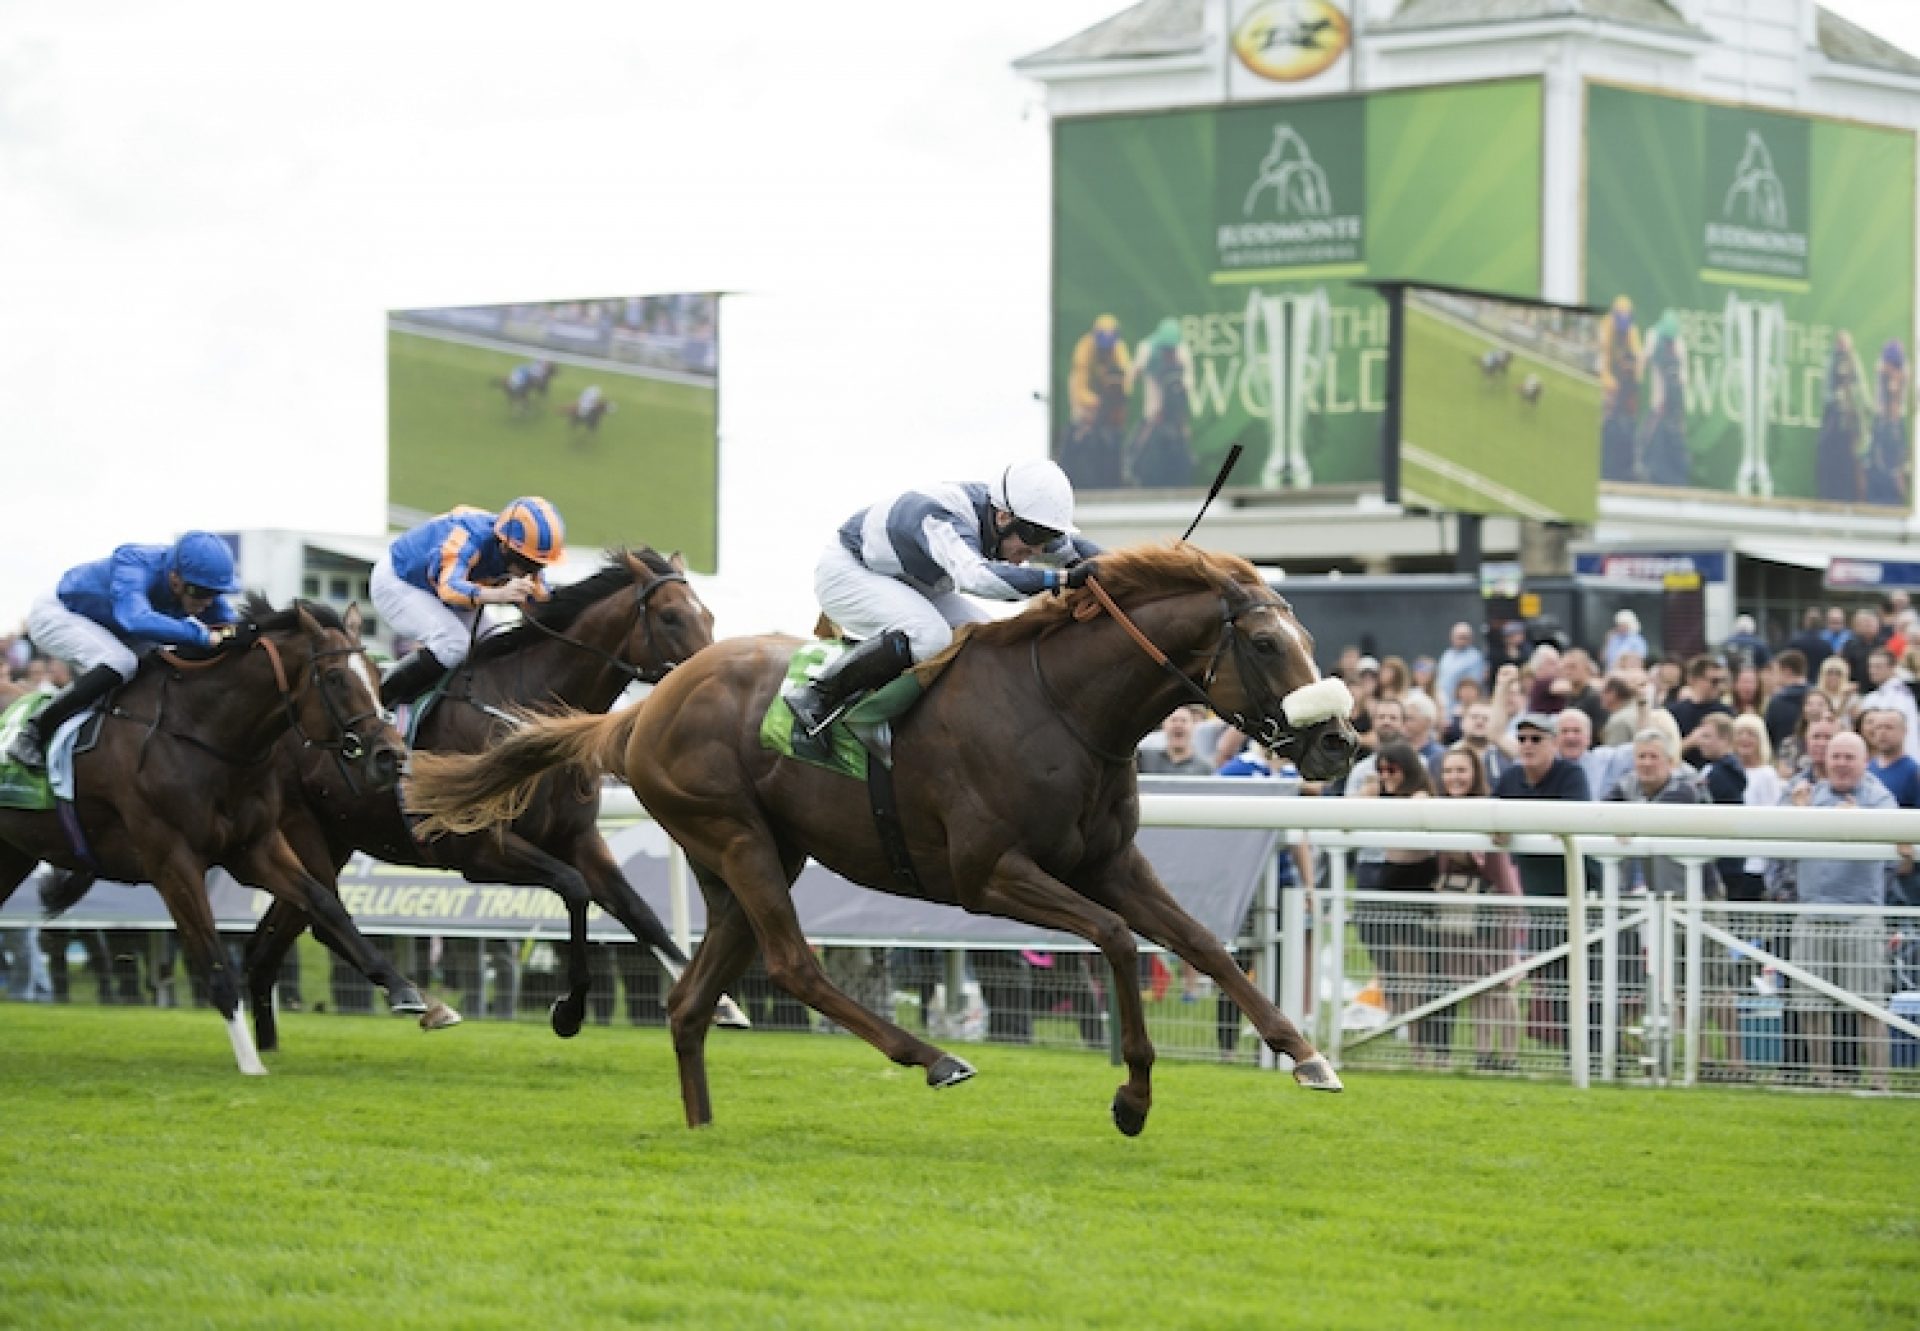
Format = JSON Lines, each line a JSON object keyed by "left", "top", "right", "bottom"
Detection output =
{"left": 1586, "top": 84, "right": 1916, "bottom": 511}
{"left": 1051, "top": 78, "right": 1542, "bottom": 497}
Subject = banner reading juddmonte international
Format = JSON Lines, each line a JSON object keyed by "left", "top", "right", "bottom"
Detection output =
{"left": 1052, "top": 79, "right": 1542, "bottom": 495}
{"left": 1586, "top": 84, "right": 1916, "bottom": 511}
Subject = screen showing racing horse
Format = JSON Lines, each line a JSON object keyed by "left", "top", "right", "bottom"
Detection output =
{"left": 387, "top": 294, "right": 720, "bottom": 570}
{"left": 1586, "top": 84, "right": 1916, "bottom": 511}
{"left": 1050, "top": 78, "right": 1544, "bottom": 497}
{"left": 1397, "top": 286, "right": 1602, "bottom": 523}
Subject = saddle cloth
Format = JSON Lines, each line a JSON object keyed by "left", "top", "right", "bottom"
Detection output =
{"left": 0, "top": 693, "right": 99, "bottom": 809}
{"left": 758, "top": 640, "right": 936, "bottom": 779}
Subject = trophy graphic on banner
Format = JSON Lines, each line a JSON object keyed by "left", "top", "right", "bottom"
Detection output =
{"left": 1723, "top": 290, "right": 1788, "bottom": 498}
{"left": 1246, "top": 286, "right": 1332, "bottom": 490}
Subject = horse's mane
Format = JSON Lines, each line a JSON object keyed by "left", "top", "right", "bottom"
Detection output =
{"left": 239, "top": 594, "right": 346, "bottom": 634}
{"left": 956, "top": 542, "right": 1268, "bottom": 652}
{"left": 471, "top": 548, "right": 673, "bottom": 662}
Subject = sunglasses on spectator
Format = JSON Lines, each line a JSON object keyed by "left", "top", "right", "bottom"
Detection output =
{"left": 1009, "top": 518, "right": 1062, "bottom": 547}
{"left": 1516, "top": 732, "right": 1548, "bottom": 743}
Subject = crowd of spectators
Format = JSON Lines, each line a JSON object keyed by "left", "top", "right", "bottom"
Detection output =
{"left": 1130, "top": 595, "right": 1920, "bottom": 1084}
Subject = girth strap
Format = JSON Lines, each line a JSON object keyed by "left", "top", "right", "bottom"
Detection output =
{"left": 866, "top": 753, "right": 923, "bottom": 894}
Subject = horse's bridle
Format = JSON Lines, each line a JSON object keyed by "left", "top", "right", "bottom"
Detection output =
{"left": 143, "top": 633, "right": 386, "bottom": 774}
{"left": 514, "top": 569, "right": 693, "bottom": 687}
{"left": 1032, "top": 576, "right": 1311, "bottom": 765}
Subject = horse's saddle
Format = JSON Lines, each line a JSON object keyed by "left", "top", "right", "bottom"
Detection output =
{"left": 758, "top": 640, "right": 946, "bottom": 779}
{"left": 0, "top": 693, "right": 106, "bottom": 811}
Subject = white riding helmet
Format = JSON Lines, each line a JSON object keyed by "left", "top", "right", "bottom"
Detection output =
{"left": 991, "top": 460, "right": 1079, "bottom": 536}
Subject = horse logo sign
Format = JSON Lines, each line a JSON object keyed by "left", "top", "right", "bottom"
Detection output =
{"left": 1214, "top": 100, "right": 1365, "bottom": 277}
{"left": 1231, "top": 0, "right": 1351, "bottom": 84}
{"left": 1703, "top": 110, "right": 1809, "bottom": 286}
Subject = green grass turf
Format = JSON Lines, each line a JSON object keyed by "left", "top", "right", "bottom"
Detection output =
{"left": 386, "top": 329, "right": 718, "bottom": 570}
{"left": 1401, "top": 302, "right": 1604, "bottom": 522}
{"left": 1, "top": 1006, "right": 1916, "bottom": 1329}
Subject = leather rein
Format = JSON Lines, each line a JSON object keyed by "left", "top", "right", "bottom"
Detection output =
{"left": 130, "top": 634, "right": 383, "bottom": 772}
{"left": 1030, "top": 575, "right": 1303, "bottom": 767}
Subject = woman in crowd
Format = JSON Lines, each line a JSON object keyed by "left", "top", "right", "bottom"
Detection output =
{"left": 1776, "top": 690, "right": 1836, "bottom": 775}
{"left": 1376, "top": 655, "right": 1411, "bottom": 704}
{"left": 1434, "top": 744, "right": 1523, "bottom": 1072}
{"left": 1814, "top": 655, "right": 1859, "bottom": 726}
{"left": 1727, "top": 716, "right": 1783, "bottom": 903}
{"left": 1728, "top": 662, "right": 1768, "bottom": 720}
{"left": 1366, "top": 741, "right": 1443, "bottom": 1064}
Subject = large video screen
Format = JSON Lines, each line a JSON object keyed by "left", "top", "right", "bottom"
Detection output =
{"left": 1050, "top": 78, "right": 1543, "bottom": 497}
{"left": 1587, "top": 84, "right": 1915, "bottom": 512}
{"left": 388, "top": 294, "right": 719, "bottom": 569}
{"left": 1399, "top": 287, "right": 1602, "bottom": 523}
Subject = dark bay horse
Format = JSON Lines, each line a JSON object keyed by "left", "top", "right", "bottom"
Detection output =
{"left": 240, "top": 548, "right": 730, "bottom": 1053}
{"left": 406, "top": 543, "right": 1359, "bottom": 1135}
{"left": 0, "top": 602, "right": 413, "bottom": 1073}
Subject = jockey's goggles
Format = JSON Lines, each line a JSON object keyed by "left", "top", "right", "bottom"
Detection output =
{"left": 1009, "top": 518, "right": 1063, "bottom": 547}
{"left": 181, "top": 583, "right": 221, "bottom": 600}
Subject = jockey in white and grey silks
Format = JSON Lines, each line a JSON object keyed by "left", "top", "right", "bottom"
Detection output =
{"left": 788, "top": 459, "right": 1102, "bottom": 737}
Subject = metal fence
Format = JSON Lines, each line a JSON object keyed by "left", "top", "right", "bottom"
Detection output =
{"left": 7, "top": 793, "right": 1920, "bottom": 1094}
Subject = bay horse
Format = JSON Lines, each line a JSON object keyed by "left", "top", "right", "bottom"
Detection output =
{"left": 0, "top": 601, "right": 414, "bottom": 1073}
{"left": 238, "top": 548, "right": 732, "bottom": 1053}
{"left": 406, "top": 543, "right": 1360, "bottom": 1135}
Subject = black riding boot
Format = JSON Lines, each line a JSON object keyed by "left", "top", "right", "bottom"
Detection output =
{"left": 5, "top": 665, "right": 122, "bottom": 772}
{"left": 379, "top": 649, "right": 446, "bottom": 708}
{"left": 785, "top": 630, "right": 914, "bottom": 737}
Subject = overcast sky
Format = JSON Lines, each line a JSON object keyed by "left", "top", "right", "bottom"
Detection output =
{"left": 2, "top": 0, "right": 1917, "bottom": 639}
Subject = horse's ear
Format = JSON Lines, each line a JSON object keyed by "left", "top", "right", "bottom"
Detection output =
{"left": 295, "top": 603, "right": 323, "bottom": 636}
{"left": 342, "top": 601, "right": 363, "bottom": 641}
{"left": 668, "top": 550, "right": 687, "bottom": 574}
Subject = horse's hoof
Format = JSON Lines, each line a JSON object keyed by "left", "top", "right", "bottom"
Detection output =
{"left": 714, "top": 994, "right": 753, "bottom": 1030}
{"left": 551, "top": 997, "right": 584, "bottom": 1039}
{"left": 927, "top": 1054, "right": 976, "bottom": 1089}
{"left": 386, "top": 987, "right": 428, "bottom": 1016}
{"left": 420, "top": 1002, "right": 463, "bottom": 1031}
{"left": 1292, "top": 1053, "right": 1344, "bottom": 1092}
{"left": 1111, "top": 1090, "right": 1149, "bottom": 1137}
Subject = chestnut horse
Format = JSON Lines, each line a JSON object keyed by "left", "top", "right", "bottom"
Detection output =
{"left": 238, "top": 548, "right": 731, "bottom": 1053}
{"left": 0, "top": 601, "right": 413, "bottom": 1073}
{"left": 407, "top": 543, "right": 1358, "bottom": 1135}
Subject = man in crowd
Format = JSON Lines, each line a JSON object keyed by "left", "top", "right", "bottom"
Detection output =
{"left": 1600, "top": 674, "right": 1643, "bottom": 746}
{"left": 1402, "top": 691, "right": 1445, "bottom": 776}
{"left": 1455, "top": 700, "right": 1512, "bottom": 786}
{"left": 1604, "top": 729, "right": 1713, "bottom": 895}
{"left": 1843, "top": 608, "right": 1883, "bottom": 687}
{"left": 1787, "top": 608, "right": 1831, "bottom": 672}
{"left": 1556, "top": 707, "right": 1628, "bottom": 808}
{"left": 1435, "top": 621, "right": 1485, "bottom": 721}
{"left": 1862, "top": 706, "right": 1920, "bottom": 808}
{"left": 1669, "top": 656, "right": 1733, "bottom": 767}
{"left": 1602, "top": 609, "right": 1647, "bottom": 671}
{"left": 1771, "top": 731, "right": 1908, "bottom": 1090}
{"left": 1722, "top": 613, "right": 1770, "bottom": 668}
{"left": 1137, "top": 704, "right": 1215, "bottom": 776}
{"left": 1765, "top": 650, "right": 1810, "bottom": 748}
{"left": 1559, "top": 649, "right": 1608, "bottom": 734}
{"left": 1858, "top": 648, "right": 1920, "bottom": 760}
{"left": 1494, "top": 711, "right": 1593, "bottom": 1048}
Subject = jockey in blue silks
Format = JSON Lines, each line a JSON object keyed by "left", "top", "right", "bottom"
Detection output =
{"left": 786, "top": 459, "right": 1103, "bottom": 736}
{"left": 7, "top": 530, "right": 243, "bottom": 770}
{"left": 371, "top": 497, "right": 566, "bottom": 707}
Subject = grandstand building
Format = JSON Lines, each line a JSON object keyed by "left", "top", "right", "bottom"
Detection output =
{"left": 1019, "top": 0, "right": 1920, "bottom": 644}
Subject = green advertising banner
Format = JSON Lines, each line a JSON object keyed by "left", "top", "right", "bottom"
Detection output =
{"left": 1586, "top": 84, "right": 1915, "bottom": 510}
{"left": 1052, "top": 78, "right": 1542, "bottom": 495}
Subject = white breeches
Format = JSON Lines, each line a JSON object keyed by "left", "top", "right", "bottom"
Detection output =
{"left": 371, "top": 555, "right": 482, "bottom": 666}
{"left": 813, "top": 543, "right": 989, "bottom": 663}
{"left": 26, "top": 595, "right": 138, "bottom": 678}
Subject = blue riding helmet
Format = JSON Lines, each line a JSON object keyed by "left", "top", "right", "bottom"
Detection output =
{"left": 172, "top": 531, "right": 242, "bottom": 593}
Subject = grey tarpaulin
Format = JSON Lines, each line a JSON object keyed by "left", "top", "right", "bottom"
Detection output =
{"left": 0, "top": 778, "right": 1292, "bottom": 948}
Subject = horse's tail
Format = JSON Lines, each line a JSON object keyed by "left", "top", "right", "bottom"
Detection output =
{"left": 405, "top": 704, "right": 647, "bottom": 837}
{"left": 39, "top": 869, "right": 96, "bottom": 920}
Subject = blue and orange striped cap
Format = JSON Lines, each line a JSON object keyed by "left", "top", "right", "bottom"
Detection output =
{"left": 494, "top": 497, "right": 566, "bottom": 567}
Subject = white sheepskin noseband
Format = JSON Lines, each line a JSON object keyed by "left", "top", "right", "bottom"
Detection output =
{"left": 1281, "top": 677, "right": 1354, "bottom": 727}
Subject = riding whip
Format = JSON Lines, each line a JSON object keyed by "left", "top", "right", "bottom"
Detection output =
{"left": 1179, "top": 443, "right": 1243, "bottom": 542}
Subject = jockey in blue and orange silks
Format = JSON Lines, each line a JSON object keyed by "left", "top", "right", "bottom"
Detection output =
{"left": 371, "top": 497, "right": 565, "bottom": 706}
{"left": 7, "top": 531, "right": 243, "bottom": 770}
